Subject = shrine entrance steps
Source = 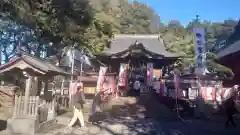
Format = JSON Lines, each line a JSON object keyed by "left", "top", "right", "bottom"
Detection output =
{"left": 56, "top": 94, "right": 178, "bottom": 125}
{"left": 30, "top": 93, "right": 177, "bottom": 134}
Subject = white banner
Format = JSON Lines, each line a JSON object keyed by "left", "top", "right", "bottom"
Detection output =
{"left": 206, "top": 87, "right": 214, "bottom": 100}
{"left": 118, "top": 63, "right": 128, "bottom": 87}
{"left": 193, "top": 28, "right": 206, "bottom": 75}
{"left": 147, "top": 63, "right": 153, "bottom": 86}
{"left": 96, "top": 66, "right": 108, "bottom": 91}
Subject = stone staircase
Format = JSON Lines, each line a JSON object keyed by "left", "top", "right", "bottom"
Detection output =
{"left": 138, "top": 94, "right": 178, "bottom": 121}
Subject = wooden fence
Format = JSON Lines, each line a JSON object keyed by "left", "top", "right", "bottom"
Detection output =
{"left": 13, "top": 96, "right": 39, "bottom": 118}
{"left": 38, "top": 100, "right": 56, "bottom": 123}
{"left": 13, "top": 95, "right": 56, "bottom": 124}
{"left": 55, "top": 95, "right": 69, "bottom": 109}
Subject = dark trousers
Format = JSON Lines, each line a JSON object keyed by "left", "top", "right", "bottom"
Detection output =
{"left": 225, "top": 114, "right": 236, "bottom": 127}
{"left": 133, "top": 89, "right": 140, "bottom": 96}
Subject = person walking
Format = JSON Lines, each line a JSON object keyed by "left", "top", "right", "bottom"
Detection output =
{"left": 225, "top": 96, "right": 237, "bottom": 128}
{"left": 68, "top": 81, "right": 85, "bottom": 128}
{"left": 89, "top": 79, "right": 110, "bottom": 124}
{"left": 89, "top": 91, "right": 103, "bottom": 124}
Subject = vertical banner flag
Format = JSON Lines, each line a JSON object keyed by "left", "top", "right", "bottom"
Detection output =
{"left": 147, "top": 63, "right": 153, "bottom": 86}
{"left": 193, "top": 28, "right": 206, "bottom": 75}
{"left": 118, "top": 63, "right": 128, "bottom": 87}
{"left": 96, "top": 66, "right": 108, "bottom": 92}
{"left": 69, "top": 82, "right": 77, "bottom": 104}
{"left": 201, "top": 87, "right": 216, "bottom": 101}
{"left": 216, "top": 85, "right": 222, "bottom": 102}
{"left": 174, "top": 69, "right": 180, "bottom": 89}
{"left": 174, "top": 69, "right": 181, "bottom": 98}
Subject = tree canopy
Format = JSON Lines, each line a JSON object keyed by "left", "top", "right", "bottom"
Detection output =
{"left": 0, "top": 0, "right": 238, "bottom": 79}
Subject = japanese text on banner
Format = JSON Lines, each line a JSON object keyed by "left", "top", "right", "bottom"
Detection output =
{"left": 193, "top": 28, "right": 206, "bottom": 75}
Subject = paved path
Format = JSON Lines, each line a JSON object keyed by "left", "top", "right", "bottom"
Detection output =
{"left": 160, "top": 119, "right": 240, "bottom": 135}
{"left": 39, "top": 97, "right": 166, "bottom": 135}
{"left": 1, "top": 95, "right": 240, "bottom": 135}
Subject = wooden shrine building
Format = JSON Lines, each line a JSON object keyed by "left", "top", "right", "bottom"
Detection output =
{"left": 0, "top": 51, "right": 69, "bottom": 134}
{"left": 217, "top": 21, "right": 240, "bottom": 86}
{"left": 95, "top": 34, "right": 181, "bottom": 74}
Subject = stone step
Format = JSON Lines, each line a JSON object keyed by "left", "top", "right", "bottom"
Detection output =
{"left": 138, "top": 94, "right": 178, "bottom": 120}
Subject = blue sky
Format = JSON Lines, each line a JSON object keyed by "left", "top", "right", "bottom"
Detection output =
{"left": 135, "top": 0, "right": 239, "bottom": 26}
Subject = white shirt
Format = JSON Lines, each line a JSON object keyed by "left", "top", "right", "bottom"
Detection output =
{"left": 134, "top": 81, "right": 140, "bottom": 90}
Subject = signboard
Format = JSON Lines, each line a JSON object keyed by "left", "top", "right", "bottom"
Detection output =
{"left": 118, "top": 63, "right": 128, "bottom": 87}
{"left": 84, "top": 87, "right": 96, "bottom": 94}
{"left": 193, "top": 28, "right": 206, "bottom": 75}
{"left": 153, "top": 69, "right": 162, "bottom": 79}
{"left": 188, "top": 88, "right": 197, "bottom": 100}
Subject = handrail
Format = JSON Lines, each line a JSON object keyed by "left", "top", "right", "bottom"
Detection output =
{"left": 0, "top": 90, "right": 13, "bottom": 98}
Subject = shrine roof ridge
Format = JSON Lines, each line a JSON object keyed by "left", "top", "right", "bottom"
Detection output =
{"left": 97, "top": 34, "right": 180, "bottom": 58}
{"left": 112, "top": 34, "right": 161, "bottom": 39}
{"left": 0, "top": 50, "right": 70, "bottom": 75}
{"left": 217, "top": 20, "right": 240, "bottom": 59}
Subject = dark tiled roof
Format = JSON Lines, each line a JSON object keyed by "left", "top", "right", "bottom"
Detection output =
{"left": 45, "top": 47, "right": 105, "bottom": 69}
{"left": 99, "top": 34, "right": 180, "bottom": 58}
{"left": 0, "top": 52, "right": 69, "bottom": 75}
{"left": 217, "top": 40, "right": 240, "bottom": 59}
{"left": 217, "top": 21, "right": 240, "bottom": 59}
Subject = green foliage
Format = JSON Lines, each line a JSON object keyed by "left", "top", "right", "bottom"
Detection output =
{"left": 0, "top": 0, "right": 237, "bottom": 79}
{"left": 1, "top": 0, "right": 160, "bottom": 53}
{"left": 162, "top": 19, "right": 237, "bottom": 79}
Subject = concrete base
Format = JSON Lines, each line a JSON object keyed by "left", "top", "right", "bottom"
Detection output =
{"left": 47, "top": 111, "right": 56, "bottom": 121}
{"left": 37, "top": 119, "right": 57, "bottom": 133}
{"left": 6, "top": 117, "right": 57, "bottom": 134}
{"left": 6, "top": 118, "right": 39, "bottom": 134}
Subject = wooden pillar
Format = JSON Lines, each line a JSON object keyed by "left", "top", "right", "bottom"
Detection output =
{"left": 23, "top": 75, "right": 33, "bottom": 115}
{"left": 43, "top": 79, "right": 49, "bottom": 100}
{"left": 30, "top": 77, "right": 38, "bottom": 96}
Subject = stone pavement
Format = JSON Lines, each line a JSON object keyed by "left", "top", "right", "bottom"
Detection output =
{"left": 33, "top": 116, "right": 165, "bottom": 135}
{"left": 1, "top": 95, "right": 240, "bottom": 135}
{"left": 35, "top": 96, "right": 166, "bottom": 135}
